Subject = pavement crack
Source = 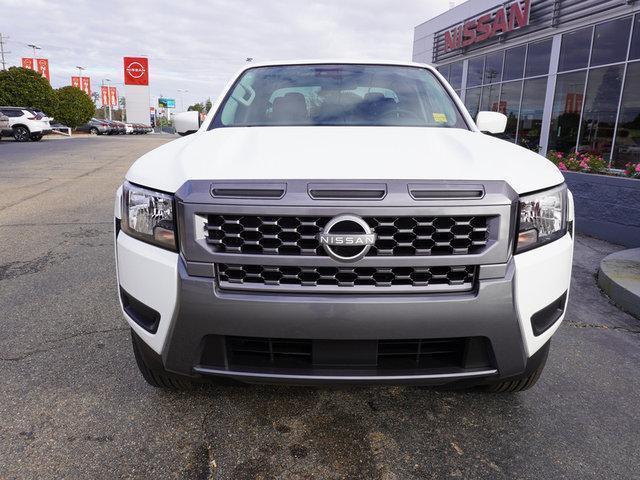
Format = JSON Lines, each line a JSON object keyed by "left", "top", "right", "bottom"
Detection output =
{"left": 0, "top": 326, "right": 128, "bottom": 362}
{"left": 567, "top": 321, "right": 640, "bottom": 334}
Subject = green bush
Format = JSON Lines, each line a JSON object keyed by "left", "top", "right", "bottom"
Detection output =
{"left": 53, "top": 86, "right": 95, "bottom": 128}
{"left": 0, "top": 67, "right": 58, "bottom": 114}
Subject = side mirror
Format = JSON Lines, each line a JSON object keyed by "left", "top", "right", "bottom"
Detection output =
{"left": 476, "top": 111, "right": 507, "bottom": 134}
{"left": 174, "top": 111, "right": 201, "bottom": 136}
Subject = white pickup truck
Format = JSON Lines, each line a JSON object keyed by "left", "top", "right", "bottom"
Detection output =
{"left": 115, "top": 60, "right": 574, "bottom": 392}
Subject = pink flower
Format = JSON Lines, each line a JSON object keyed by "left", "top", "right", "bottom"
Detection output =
{"left": 558, "top": 162, "right": 567, "bottom": 171}
{"left": 556, "top": 152, "right": 564, "bottom": 159}
{"left": 580, "top": 160, "right": 589, "bottom": 169}
{"left": 635, "top": 163, "right": 640, "bottom": 173}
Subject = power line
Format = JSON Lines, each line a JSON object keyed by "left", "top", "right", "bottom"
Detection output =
{"left": 0, "top": 33, "right": 10, "bottom": 70}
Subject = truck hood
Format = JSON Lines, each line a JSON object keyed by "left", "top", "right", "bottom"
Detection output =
{"left": 126, "top": 127, "right": 564, "bottom": 194}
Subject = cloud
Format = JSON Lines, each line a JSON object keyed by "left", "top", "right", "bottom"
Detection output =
{"left": 4, "top": 0, "right": 457, "bottom": 108}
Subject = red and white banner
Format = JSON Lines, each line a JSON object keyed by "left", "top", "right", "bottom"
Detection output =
{"left": 71, "top": 76, "right": 81, "bottom": 89}
{"left": 101, "top": 86, "right": 110, "bottom": 106}
{"left": 81, "top": 77, "right": 91, "bottom": 95}
{"left": 109, "top": 86, "right": 118, "bottom": 107}
{"left": 22, "top": 58, "right": 34, "bottom": 70}
{"left": 123, "top": 56, "right": 149, "bottom": 86}
{"left": 36, "top": 58, "right": 50, "bottom": 81}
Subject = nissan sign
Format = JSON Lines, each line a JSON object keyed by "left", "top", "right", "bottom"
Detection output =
{"left": 443, "top": 0, "right": 531, "bottom": 53}
{"left": 123, "top": 56, "right": 149, "bottom": 86}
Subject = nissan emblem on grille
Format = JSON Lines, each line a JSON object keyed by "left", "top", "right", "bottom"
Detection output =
{"left": 317, "top": 215, "right": 376, "bottom": 262}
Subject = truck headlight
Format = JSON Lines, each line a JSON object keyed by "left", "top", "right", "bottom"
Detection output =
{"left": 121, "top": 181, "right": 177, "bottom": 251}
{"left": 516, "top": 184, "right": 567, "bottom": 253}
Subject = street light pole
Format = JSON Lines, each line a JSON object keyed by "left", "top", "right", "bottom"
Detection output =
{"left": 177, "top": 89, "right": 189, "bottom": 111}
{"left": 27, "top": 43, "right": 41, "bottom": 68}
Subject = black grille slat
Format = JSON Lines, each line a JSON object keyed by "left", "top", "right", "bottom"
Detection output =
{"left": 204, "top": 215, "right": 489, "bottom": 256}
{"left": 217, "top": 264, "right": 476, "bottom": 289}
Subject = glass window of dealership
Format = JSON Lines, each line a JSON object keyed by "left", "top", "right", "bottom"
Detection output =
{"left": 416, "top": 1, "right": 640, "bottom": 169}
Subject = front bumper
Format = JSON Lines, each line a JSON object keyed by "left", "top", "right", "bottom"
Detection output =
{"left": 115, "top": 230, "right": 573, "bottom": 385}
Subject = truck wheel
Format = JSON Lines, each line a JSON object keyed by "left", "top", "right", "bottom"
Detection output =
{"left": 478, "top": 342, "right": 549, "bottom": 393}
{"left": 13, "top": 126, "right": 30, "bottom": 142}
{"left": 130, "top": 329, "right": 195, "bottom": 390}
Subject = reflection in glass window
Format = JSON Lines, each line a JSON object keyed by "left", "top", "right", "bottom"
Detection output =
{"left": 612, "top": 63, "right": 640, "bottom": 168}
{"left": 484, "top": 52, "right": 503, "bottom": 84}
{"left": 525, "top": 39, "right": 552, "bottom": 78}
{"left": 437, "top": 64, "right": 450, "bottom": 81}
{"left": 499, "top": 81, "right": 522, "bottom": 142}
{"left": 518, "top": 78, "right": 547, "bottom": 151}
{"left": 559, "top": 27, "right": 592, "bottom": 72}
{"left": 591, "top": 17, "right": 632, "bottom": 66}
{"left": 503, "top": 45, "right": 526, "bottom": 81}
{"left": 629, "top": 15, "right": 640, "bottom": 60}
{"left": 449, "top": 62, "right": 463, "bottom": 90}
{"left": 467, "top": 56, "right": 484, "bottom": 87}
{"left": 578, "top": 65, "right": 624, "bottom": 159}
{"left": 465, "top": 87, "right": 482, "bottom": 120}
{"left": 480, "top": 83, "right": 500, "bottom": 112}
{"left": 548, "top": 71, "right": 587, "bottom": 154}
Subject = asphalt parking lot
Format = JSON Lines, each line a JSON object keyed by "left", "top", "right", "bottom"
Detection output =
{"left": 1, "top": 135, "right": 639, "bottom": 480}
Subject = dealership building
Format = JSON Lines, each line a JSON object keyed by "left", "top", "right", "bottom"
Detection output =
{"left": 413, "top": 0, "right": 640, "bottom": 169}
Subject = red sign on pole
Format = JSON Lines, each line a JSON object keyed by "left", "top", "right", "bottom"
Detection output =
{"left": 81, "top": 77, "right": 91, "bottom": 96}
{"left": 101, "top": 86, "right": 110, "bottom": 106}
{"left": 22, "top": 58, "right": 34, "bottom": 70}
{"left": 109, "top": 86, "right": 118, "bottom": 107}
{"left": 443, "top": 0, "right": 531, "bottom": 53}
{"left": 71, "top": 76, "right": 81, "bottom": 89}
{"left": 36, "top": 58, "right": 50, "bottom": 81}
{"left": 123, "top": 57, "right": 149, "bottom": 86}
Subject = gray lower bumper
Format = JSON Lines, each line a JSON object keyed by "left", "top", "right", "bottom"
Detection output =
{"left": 160, "top": 257, "right": 528, "bottom": 384}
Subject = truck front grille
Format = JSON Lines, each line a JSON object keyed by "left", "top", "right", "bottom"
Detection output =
{"left": 205, "top": 215, "right": 489, "bottom": 257}
{"left": 216, "top": 263, "right": 477, "bottom": 292}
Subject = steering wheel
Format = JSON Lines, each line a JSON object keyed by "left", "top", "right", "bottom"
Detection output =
{"left": 379, "top": 108, "right": 422, "bottom": 121}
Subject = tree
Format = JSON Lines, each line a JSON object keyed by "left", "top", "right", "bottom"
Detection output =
{"left": 188, "top": 102, "right": 205, "bottom": 113}
{"left": 53, "top": 86, "right": 95, "bottom": 128}
{"left": 205, "top": 98, "right": 212, "bottom": 113}
{"left": 0, "top": 67, "right": 58, "bottom": 115}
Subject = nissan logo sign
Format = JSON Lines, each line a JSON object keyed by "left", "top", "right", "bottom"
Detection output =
{"left": 318, "top": 215, "right": 376, "bottom": 262}
{"left": 126, "top": 61, "right": 146, "bottom": 79}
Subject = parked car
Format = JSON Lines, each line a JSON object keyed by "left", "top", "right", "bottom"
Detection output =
{"left": 115, "top": 61, "right": 575, "bottom": 392}
{"left": 77, "top": 118, "right": 111, "bottom": 135}
{"left": 0, "top": 106, "right": 52, "bottom": 141}
{"left": 110, "top": 121, "right": 126, "bottom": 135}
{"left": 0, "top": 112, "right": 9, "bottom": 141}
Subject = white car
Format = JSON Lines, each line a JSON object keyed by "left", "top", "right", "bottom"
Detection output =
{"left": 0, "top": 106, "right": 52, "bottom": 141}
{"left": 115, "top": 60, "right": 574, "bottom": 392}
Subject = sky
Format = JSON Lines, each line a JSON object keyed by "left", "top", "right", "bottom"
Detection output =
{"left": 2, "top": 0, "right": 462, "bottom": 109}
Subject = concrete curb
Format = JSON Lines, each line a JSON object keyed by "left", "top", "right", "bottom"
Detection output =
{"left": 597, "top": 248, "right": 640, "bottom": 320}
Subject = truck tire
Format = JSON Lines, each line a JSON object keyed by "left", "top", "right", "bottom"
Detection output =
{"left": 130, "top": 329, "right": 195, "bottom": 390}
{"left": 478, "top": 341, "right": 549, "bottom": 393}
{"left": 13, "top": 126, "right": 30, "bottom": 142}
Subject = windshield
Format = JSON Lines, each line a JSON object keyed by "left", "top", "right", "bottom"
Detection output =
{"left": 211, "top": 64, "right": 467, "bottom": 129}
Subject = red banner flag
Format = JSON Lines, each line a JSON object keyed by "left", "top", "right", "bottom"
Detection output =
{"left": 36, "top": 58, "right": 50, "bottom": 81}
{"left": 123, "top": 57, "right": 148, "bottom": 86}
{"left": 81, "top": 77, "right": 91, "bottom": 96}
{"left": 101, "top": 86, "right": 110, "bottom": 106}
{"left": 71, "top": 76, "right": 81, "bottom": 89}
{"left": 109, "top": 86, "right": 118, "bottom": 107}
{"left": 22, "top": 58, "right": 34, "bottom": 70}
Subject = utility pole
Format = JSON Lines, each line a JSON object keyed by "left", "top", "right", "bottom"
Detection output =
{"left": 0, "top": 33, "right": 10, "bottom": 70}
{"left": 177, "top": 89, "right": 188, "bottom": 111}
